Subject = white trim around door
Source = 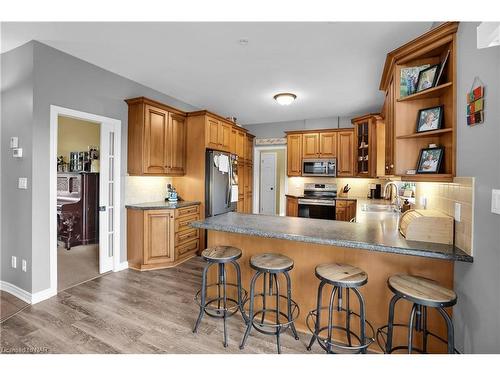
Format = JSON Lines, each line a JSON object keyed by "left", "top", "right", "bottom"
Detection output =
{"left": 47, "top": 105, "right": 123, "bottom": 304}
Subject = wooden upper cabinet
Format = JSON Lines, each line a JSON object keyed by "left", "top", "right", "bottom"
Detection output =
{"left": 126, "top": 97, "right": 187, "bottom": 176}
{"left": 166, "top": 113, "right": 186, "bottom": 175}
{"left": 230, "top": 127, "right": 237, "bottom": 154}
{"left": 319, "top": 132, "right": 337, "bottom": 158}
{"left": 236, "top": 130, "right": 245, "bottom": 158}
{"left": 384, "top": 79, "right": 395, "bottom": 175}
{"left": 302, "top": 133, "right": 320, "bottom": 158}
{"left": 287, "top": 134, "right": 302, "bottom": 176}
{"left": 205, "top": 116, "right": 231, "bottom": 152}
{"left": 337, "top": 130, "right": 355, "bottom": 177}
{"left": 245, "top": 135, "right": 254, "bottom": 163}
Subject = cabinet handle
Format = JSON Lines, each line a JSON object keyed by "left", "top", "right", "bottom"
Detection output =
{"left": 179, "top": 231, "right": 197, "bottom": 241}
{"left": 390, "top": 164, "right": 394, "bottom": 168}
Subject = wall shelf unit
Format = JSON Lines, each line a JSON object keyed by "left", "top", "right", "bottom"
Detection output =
{"left": 379, "top": 22, "right": 458, "bottom": 182}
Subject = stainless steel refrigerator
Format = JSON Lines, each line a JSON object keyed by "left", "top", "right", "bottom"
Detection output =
{"left": 205, "top": 150, "right": 238, "bottom": 217}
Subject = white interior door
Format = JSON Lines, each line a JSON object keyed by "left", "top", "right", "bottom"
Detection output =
{"left": 99, "top": 122, "right": 116, "bottom": 273}
{"left": 260, "top": 152, "right": 277, "bottom": 215}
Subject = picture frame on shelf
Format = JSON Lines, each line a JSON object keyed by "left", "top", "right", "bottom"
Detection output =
{"left": 416, "top": 105, "right": 444, "bottom": 133}
{"left": 416, "top": 64, "right": 440, "bottom": 92}
{"left": 400, "top": 64, "right": 430, "bottom": 97}
{"left": 416, "top": 146, "right": 444, "bottom": 174}
{"left": 435, "top": 49, "right": 450, "bottom": 85}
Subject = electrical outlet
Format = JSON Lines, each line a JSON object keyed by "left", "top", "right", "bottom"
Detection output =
{"left": 22, "top": 259, "right": 27, "bottom": 272}
{"left": 11, "top": 256, "right": 17, "bottom": 269}
{"left": 10, "top": 137, "right": 19, "bottom": 148}
{"left": 420, "top": 196, "right": 427, "bottom": 209}
{"left": 454, "top": 202, "right": 461, "bottom": 222}
{"left": 492, "top": 189, "right": 500, "bottom": 215}
{"left": 18, "top": 177, "right": 28, "bottom": 189}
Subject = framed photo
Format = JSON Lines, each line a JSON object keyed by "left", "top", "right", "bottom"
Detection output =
{"left": 416, "top": 105, "right": 444, "bottom": 133}
{"left": 416, "top": 64, "right": 440, "bottom": 92}
{"left": 400, "top": 64, "right": 430, "bottom": 97}
{"left": 416, "top": 147, "right": 444, "bottom": 174}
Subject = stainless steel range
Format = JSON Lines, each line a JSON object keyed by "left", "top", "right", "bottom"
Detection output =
{"left": 297, "top": 183, "right": 337, "bottom": 220}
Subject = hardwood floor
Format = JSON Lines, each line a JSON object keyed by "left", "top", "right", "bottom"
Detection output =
{"left": 0, "top": 257, "right": 323, "bottom": 354}
{"left": 0, "top": 291, "right": 29, "bottom": 323}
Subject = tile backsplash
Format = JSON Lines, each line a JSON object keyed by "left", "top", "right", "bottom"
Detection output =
{"left": 125, "top": 176, "right": 172, "bottom": 205}
{"left": 414, "top": 177, "right": 474, "bottom": 255}
{"left": 287, "top": 177, "right": 383, "bottom": 198}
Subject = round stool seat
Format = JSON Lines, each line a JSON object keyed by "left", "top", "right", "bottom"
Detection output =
{"left": 250, "top": 253, "right": 293, "bottom": 273}
{"left": 202, "top": 246, "right": 242, "bottom": 263}
{"left": 315, "top": 263, "right": 368, "bottom": 287}
{"left": 388, "top": 274, "right": 457, "bottom": 307}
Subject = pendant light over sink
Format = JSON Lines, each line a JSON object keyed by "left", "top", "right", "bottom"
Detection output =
{"left": 273, "top": 92, "right": 297, "bottom": 106}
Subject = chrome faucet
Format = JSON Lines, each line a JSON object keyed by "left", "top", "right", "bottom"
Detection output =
{"left": 384, "top": 182, "right": 401, "bottom": 211}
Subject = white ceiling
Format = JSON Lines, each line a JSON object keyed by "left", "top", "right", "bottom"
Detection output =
{"left": 1, "top": 22, "right": 432, "bottom": 124}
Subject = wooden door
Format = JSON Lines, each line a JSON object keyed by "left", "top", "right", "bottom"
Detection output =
{"left": 245, "top": 136, "right": 253, "bottom": 162}
{"left": 385, "top": 79, "right": 395, "bottom": 175}
{"left": 337, "top": 130, "right": 354, "bottom": 177}
{"left": 319, "top": 132, "right": 337, "bottom": 158}
{"left": 230, "top": 127, "right": 237, "bottom": 154}
{"left": 144, "top": 105, "right": 168, "bottom": 174}
{"left": 206, "top": 117, "right": 220, "bottom": 149}
{"left": 302, "top": 133, "right": 319, "bottom": 158}
{"left": 143, "top": 210, "right": 174, "bottom": 264}
{"left": 219, "top": 122, "right": 231, "bottom": 152}
{"left": 236, "top": 131, "right": 245, "bottom": 158}
{"left": 166, "top": 113, "right": 186, "bottom": 175}
{"left": 286, "top": 196, "right": 298, "bottom": 217}
{"left": 245, "top": 193, "right": 253, "bottom": 213}
{"left": 287, "top": 134, "right": 302, "bottom": 176}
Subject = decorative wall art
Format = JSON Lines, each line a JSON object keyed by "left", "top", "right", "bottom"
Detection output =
{"left": 467, "top": 77, "right": 485, "bottom": 126}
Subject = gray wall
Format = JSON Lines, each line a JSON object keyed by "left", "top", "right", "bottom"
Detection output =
{"left": 1, "top": 41, "right": 198, "bottom": 293}
{"left": 453, "top": 23, "right": 500, "bottom": 353}
{"left": 244, "top": 116, "right": 353, "bottom": 139}
{"left": 1, "top": 42, "right": 34, "bottom": 291}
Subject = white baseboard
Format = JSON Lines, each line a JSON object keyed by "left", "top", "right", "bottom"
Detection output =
{"left": 114, "top": 261, "right": 129, "bottom": 272}
{"left": 0, "top": 281, "right": 32, "bottom": 304}
{"left": 31, "top": 287, "right": 57, "bottom": 304}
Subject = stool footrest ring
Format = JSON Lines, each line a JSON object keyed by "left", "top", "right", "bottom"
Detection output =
{"left": 195, "top": 282, "right": 248, "bottom": 318}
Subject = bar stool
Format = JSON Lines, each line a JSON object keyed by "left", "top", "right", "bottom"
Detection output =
{"left": 376, "top": 274, "right": 458, "bottom": 354}
{"left": 193, "top": 246, "right": 247, "bottom": 347}
{"left": 239, "top": 253, "right": 300, "bottom": 354}
{"left": 306, "top": 263, "right": 374, "bottom": 354}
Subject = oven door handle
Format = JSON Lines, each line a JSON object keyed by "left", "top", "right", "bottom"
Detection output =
{"left": 298, "top": 199, "right": 336, "bottom": 207}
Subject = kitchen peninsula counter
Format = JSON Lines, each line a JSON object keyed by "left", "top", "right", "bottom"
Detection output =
{"left": 191, "top": 212, "right": 471, "bottom": 353}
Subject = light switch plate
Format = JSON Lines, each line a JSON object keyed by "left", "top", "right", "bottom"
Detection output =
{"left": 13, "top": 148, "right": 23, "bottom": 158}
{"left": 492, "top": 189, "right": 500, "bottom": 215}
{"left": 454, "top": 202, "right": 461, "bottom": 222}
{"left": 18, "top": 177, "right": 28, "bottom": 189}
{"left": 22, "top": 259, "right": 27, "bottom": 272}
{"left": 10, "top": 137, "right": 19, "bottom": 148}
{"left": 11, "top": 256, "right": 17, "bottom": 269}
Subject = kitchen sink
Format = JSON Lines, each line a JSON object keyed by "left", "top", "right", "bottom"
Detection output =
{"left": 361, "top": 203, "right": 398, "bottom": 212}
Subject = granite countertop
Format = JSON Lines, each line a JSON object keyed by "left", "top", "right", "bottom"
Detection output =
{"left": 126, "top": 200, "right": 200, "bottom": 210}
{"left": 191, "top": 210, "right": 473, "bottom": 263}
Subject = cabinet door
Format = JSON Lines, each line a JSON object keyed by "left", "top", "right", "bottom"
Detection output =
{"left": 206, "top": 117, "right": 220, "bottom": 149}
{"left": 335, "top": 207, "right": 346, "bottom": 221}
{"left": 219, "top": 122, "right": 231, "bottom": 152}
{"left": 166, "top": 113, "right": 186, "bottom": 175}
{"left": 245, "top": 192, "right": 253, "bottom": 213}
{"left": 237, "top": 197, "right": 245, "bottom": 213}
{"left": 337, "top": 131, "right": 354, "bottom": 177}
{"left": 245, "top": 136, "right": 253, "bottom": 162}
{"left": 236, "top": 131, "right": 245, "bottom": 158}
{"left": 319, "top": 132, "right": 337, "bottom": 158}
{"left": 287, "top": 134, "right": 302, "bottom": 176}
{"left": 230, "top": 128, "right": 237, "bottom": 154}
{"left": 246, "top": 162, "right": 253, "bottom": 194}
{"left": 385, "top": 79, "right": 395, "bottom": 175}
{"left": 144, "top": 105, "right": 168, "bottom": 174}
{"left": 302, "top": 133, "right": 319, "bottom": 158}
{"left": 286, "top": 196, "right": 298, "bottom": 217}
{"left": 143, "top": 210, "right": 173, "bottom": 264}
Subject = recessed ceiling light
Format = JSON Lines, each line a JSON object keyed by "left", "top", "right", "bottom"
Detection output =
{"left": 273, "top": 93, "right": 297, "bottom": 106}
{"left": 238, "top": 38, "right": 249, "bottom": 46}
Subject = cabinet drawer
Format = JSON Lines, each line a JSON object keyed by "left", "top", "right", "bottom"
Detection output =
{"left": 176, "top": 205, "right": 200, "bottom": 218}
{"left": 176, "top": 228, "right": 199, "bottom": 245}
{"left": 176, "top": 239, "right": 199, "bottom": 258}
{"left": 175, "top": 213, "right": 199, "bottom": 232}
{"left": 336, "top": 200, "right": 348, "bottom": 208}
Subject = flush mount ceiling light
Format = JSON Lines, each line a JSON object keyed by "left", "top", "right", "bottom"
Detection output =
{"left": 273, "top": 93, "right": 297, "bottom": 106}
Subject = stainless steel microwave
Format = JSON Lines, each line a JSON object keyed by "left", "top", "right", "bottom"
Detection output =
{"left": 302, "top": 159, "right": 337, "bottom": 177}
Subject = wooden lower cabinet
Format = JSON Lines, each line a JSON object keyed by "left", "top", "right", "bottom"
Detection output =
{"left": 335, "top": 199, "right": 357, "bottom": 222}
{"left": 127, "top": 204, "right": 200, "bottom": 270}
{"left": 286, "top": 195, "right": 298, "bottom": 217}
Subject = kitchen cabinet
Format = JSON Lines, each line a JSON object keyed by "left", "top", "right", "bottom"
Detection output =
{"left": 302, "top": 133, "right": 319, "bottom": 158}
{"left": 126, "top": 97, "right": 187, "bottom": 176}
{"left": 286, "top": 195, "right": 298, "bottom": 217}
{"left": 383, "top": 79, "right": 395, "bottom": 176}
{"left": 206, "top": 116, "right": 231, "bottom": 152}
{"left": 287, "top": 134, "right": 302, "bottom": 176}
{"left": 245, "top": 134, "right": 254, "bottom": 162}
{"left": 236, "top": 130, "right": 246, "bottom": 159}
{"left": 335, "top": 199, "right": 356, "bottom": 222}
{"left": 352, "top": 113, "right": 384, "bottom": 178}
{"left": 319, "top": 132, "right": 337, "bottom": 158}
{"left": 127, "top": 204, "right": 200, "bottom": 270}
{"left": 336, "top": 130, "right": 355, "bottom": 177}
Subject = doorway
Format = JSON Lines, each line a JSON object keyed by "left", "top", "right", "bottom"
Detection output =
{"left": 255, "top": 146, "right": 286, "bottom": 216}
{"left": 50, "top": 106, "right": 121, "bottom": 294}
